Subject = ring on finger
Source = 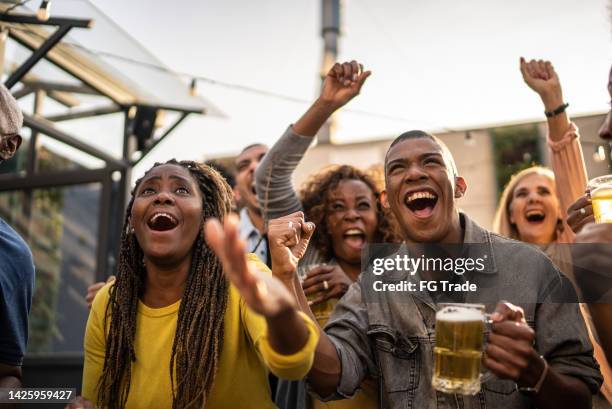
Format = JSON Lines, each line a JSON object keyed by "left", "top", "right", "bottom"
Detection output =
{"left": 323, "top": 280, "right": 329, "bottom": 291}
{"left": 579, "top": 208, "right": 586, "bottom": 216}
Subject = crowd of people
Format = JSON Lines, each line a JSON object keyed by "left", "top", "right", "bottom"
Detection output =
{"left": 0, "top": 56, "right": 611, "bottom": 409}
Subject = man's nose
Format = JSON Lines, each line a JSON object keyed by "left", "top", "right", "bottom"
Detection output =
{"left": 248, "top": 160, "right": 260, "bottom": 173}
{"left": 404, "top": 164, "right": 428, "bottom": 182}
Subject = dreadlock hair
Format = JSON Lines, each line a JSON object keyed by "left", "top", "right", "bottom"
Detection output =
{"left": 97, "top": 159, "right": 233, "bottom": 409}
{"left": 299, "top": 164, "right": 399, "bottom": 261}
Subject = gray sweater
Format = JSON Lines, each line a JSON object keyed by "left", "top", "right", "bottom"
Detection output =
{"left": 254, "top": 125, "right": 327, "bottom": 273}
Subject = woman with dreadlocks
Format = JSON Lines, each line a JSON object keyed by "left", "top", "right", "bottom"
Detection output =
{"left": 255, "top": 61, "right": 398, "bottom": 409}
{"left": 80, "top": 160, "right": 318, "bottom": 409}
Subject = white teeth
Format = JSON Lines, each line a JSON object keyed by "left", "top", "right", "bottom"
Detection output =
{"left": 406, "top": 191, "right": 437, "bottom": 203}
{"left": 345, "top": 229, "right": 364, "bottom": 235}
{"left": 525, "top": 210, "right": 544, "bottom": 217}
{"left": 149, "top": 212, "right": 177, "bottom": 224}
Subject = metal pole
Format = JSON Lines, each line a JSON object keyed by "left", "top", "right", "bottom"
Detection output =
{"left": 4, "top": 24, "right": 72, "bottom": 89}
{"left": 23, "top": 89, "right": 45, "bottom": 242}
{"left": 319, "top": 0, "right": 340, "bottom": 144}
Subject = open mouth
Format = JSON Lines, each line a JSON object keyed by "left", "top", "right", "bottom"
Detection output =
{"left": 405, "top": 190, "right": 438, "bottom": 219}
{"left": 525, "top": 210, "right": 545, "bottom": 224}
{"left": 147, "top": 212, "right": 179, "bottom": 232}
{"left": 251, "top": 182, "right": 257, "bottom": 196}
{"left": 343, "top": 228, "right": 366, "bottom": 250}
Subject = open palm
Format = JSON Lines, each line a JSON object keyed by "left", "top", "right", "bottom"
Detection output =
{"left": 205, "top": 216, "right": 295, "bottom": 317}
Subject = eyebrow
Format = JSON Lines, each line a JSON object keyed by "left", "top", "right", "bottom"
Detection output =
{"left": 387, "top": 152, "right": 443, "bottom": 166}
{"left": 141, "top": 175, "right": 192, "bottom": 184}
{"left": 328, "top": 194, "right": 372, "bottom": 201}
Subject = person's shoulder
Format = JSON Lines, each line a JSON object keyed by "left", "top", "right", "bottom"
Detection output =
{"left": 489, "top": 232, "right": 551, "bottom": 257}
{"left": 0, "top": 218, "right": 33, "bottom": 261}
{"left": 487, "top": 232, "right": 561, "bottom": 277}
{"left": 90, "top": 281, "right": 114, "bottom": 315}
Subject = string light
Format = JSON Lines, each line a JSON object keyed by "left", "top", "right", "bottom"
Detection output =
{"left": 464, "top": 130, "right": 475, "bottom": 146}
{"left": 593, "top": 145, "right": 606, "bottom": 162}
{"left": 189, "top": 78, "right": 197, "bottom": 96}
{"left": 36, "top": 0, "right": 50, "bottom": 21}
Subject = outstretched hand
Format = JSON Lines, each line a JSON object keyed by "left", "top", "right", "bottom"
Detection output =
{"left": 205, "top": 215, "right": 296, "bottom": 318}
{"left": 519, "top": 57, "right": 563, "bottom": 109}
{"left": 319, "top": 60, "right": 371, "bottom": 110}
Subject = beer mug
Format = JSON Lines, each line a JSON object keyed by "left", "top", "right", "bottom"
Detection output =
{"left": 432, "top": 303, "right": 492, "bottom": 395}
{"left": 588, "top": 175, "right": 612, "bottom": 223}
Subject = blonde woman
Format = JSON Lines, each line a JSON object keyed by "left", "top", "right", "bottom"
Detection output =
{"left": 493, "top": 58, "right": 611, "bottom": 407}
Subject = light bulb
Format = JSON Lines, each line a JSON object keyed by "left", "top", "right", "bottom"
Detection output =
{"left": 36, "top": 1, "right": 50, "bottom": 22}
{"left": 593, "top": 145, "right": 606, "bottom": 163}
{"left": 189, "top": 78, "right": 197, "bottom": 96}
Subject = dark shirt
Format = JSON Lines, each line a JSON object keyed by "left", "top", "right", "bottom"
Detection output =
{"left": 0, "top": 218, "right": 35, "bottom": 366}
{"left": 317, "top": 213, "right": 603, "bottom": 409}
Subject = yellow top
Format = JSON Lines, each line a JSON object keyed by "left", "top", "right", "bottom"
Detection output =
{"left": 82, "top": 254, "right": 319, "bottom": 409}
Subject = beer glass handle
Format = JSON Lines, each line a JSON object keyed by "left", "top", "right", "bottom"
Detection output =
{"left": 481, "top": 313, "right": 496, "bottom": 383}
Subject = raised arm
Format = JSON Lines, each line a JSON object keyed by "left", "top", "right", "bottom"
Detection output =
{"left": 520, "top": 58, "right": 588, "bottom": 219}
{"left": 255, "top": 61, "right": 371, "bottom": 223}
{"left": 266, "top": 212, "right": 376, "bottom": 399}
{"left": 205, "top": 215, "right": 314, "bottom": 358}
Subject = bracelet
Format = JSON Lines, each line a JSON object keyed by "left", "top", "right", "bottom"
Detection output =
{"left": 544, "top": 102, "right": 569, "bottom": 118}
{"left": 517, "top": 356, "right": 549, "bottom": 395}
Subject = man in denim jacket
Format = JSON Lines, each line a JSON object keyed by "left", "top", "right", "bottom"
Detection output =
{"left": 265, "top": 62, "right": 602, "bottom": 409}
{"left": 269, "top": 132, "right": 603, "bottom": 409}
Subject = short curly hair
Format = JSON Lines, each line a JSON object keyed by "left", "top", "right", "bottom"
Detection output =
{"left": 299, "top": 164, "right": 399, "bottom": 260}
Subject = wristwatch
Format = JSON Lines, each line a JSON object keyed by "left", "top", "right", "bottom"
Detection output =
{"left": 516, "top": 356, "right": 549, "bottom": 395}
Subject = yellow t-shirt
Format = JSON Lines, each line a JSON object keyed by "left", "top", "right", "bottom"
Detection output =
{"left": 82, "top": 254, "right": 319, "bottom": 409}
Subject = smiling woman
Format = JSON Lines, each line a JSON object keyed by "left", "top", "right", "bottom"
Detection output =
{"left": 493, "top": 166, "right": 562, "bottom": 244}
{"left": 255, "top": 61, "right": 399, "bottom": 409}
{"left": 78, "top": 160, "right": 319, "bottom": 409}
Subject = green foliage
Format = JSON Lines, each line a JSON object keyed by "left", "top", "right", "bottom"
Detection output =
{"left": 491, "top": 124, "right": 542, "bottom": 196}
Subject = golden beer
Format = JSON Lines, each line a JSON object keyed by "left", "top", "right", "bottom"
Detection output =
{"left": 432, "top": 304, "right": 485, "bottom": 395}
{"left": 592, "top": 186, "right": 612, "bottom": 224}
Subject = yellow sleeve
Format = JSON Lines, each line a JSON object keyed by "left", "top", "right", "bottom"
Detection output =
{"left": 241, "top": 253, "right": 320, "bottom": 380}
{"left": 82, "top": 283, "right": 112, "bottom": 403}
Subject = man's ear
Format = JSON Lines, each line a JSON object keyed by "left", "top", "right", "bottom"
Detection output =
{"left": 233, "top": 185, "right": 242, "bottom": 204}
{"left": 0, "top": 134, "right": 22, "bottom": 161}
{"left": 380, "top": 190, "right": 390, "bottom": 209}
{"left": 454, "top": 176, "right": 467, "bottom": 198}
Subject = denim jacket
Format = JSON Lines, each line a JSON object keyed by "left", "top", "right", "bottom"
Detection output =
{"left": 317, "top": 214, "right": 603, "bottom": 409}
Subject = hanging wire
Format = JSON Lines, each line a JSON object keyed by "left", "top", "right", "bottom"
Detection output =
{"left": 5, "top": 25, "right": 456, "bottom": 130}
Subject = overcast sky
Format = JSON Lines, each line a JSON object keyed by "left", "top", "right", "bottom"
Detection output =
{"left": 15, "top": 0, "right": 612, "bottom": 178}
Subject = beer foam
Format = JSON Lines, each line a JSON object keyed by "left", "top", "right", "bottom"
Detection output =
{"left": 436, "top": 307, "right": 483, "bottom": 322}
